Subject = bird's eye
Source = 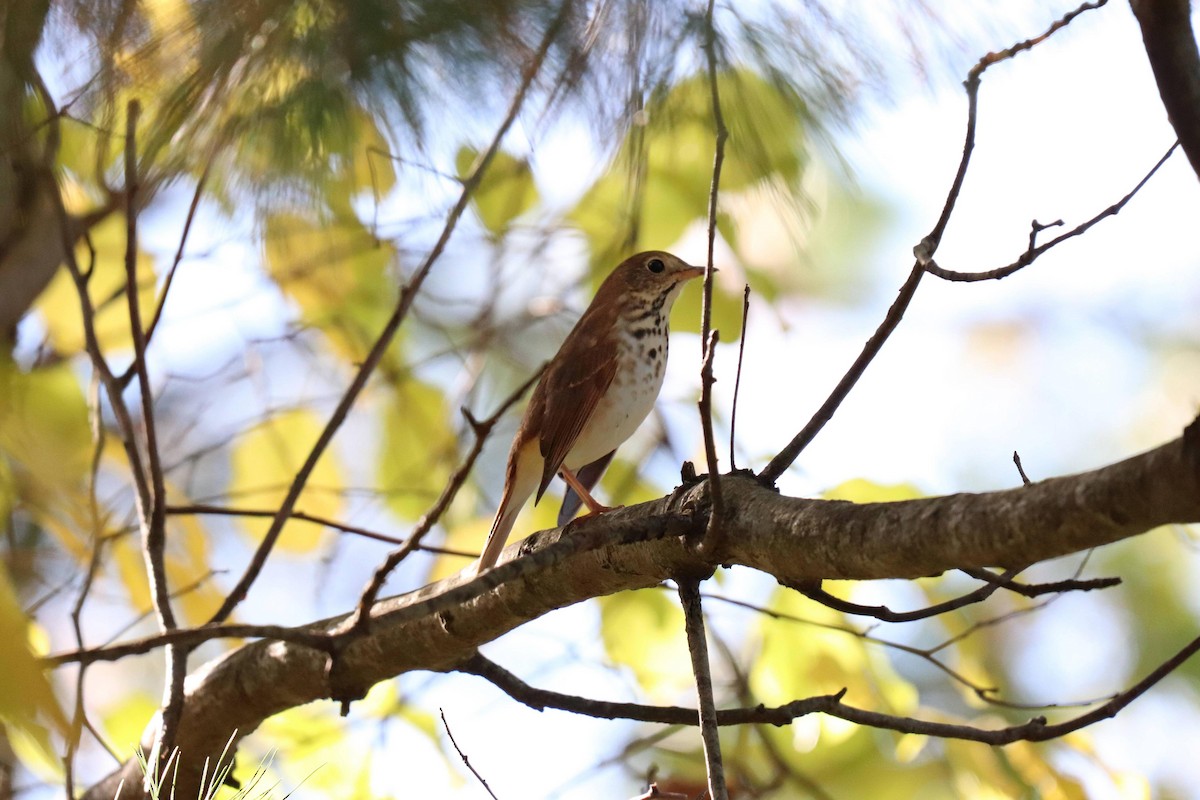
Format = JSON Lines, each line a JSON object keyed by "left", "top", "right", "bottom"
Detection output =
{"left": 646, "top": 257, "right": 665, "bottom": 273}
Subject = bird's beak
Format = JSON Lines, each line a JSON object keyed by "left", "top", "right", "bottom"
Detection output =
{"left": 681, "top": 264, "right": 711, "bottom": 281}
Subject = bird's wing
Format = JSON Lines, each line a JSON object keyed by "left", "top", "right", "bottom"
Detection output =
{"left": 534, "top": 322, "right": 618, "bottom": 502}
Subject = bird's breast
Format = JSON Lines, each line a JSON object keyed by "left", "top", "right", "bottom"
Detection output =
{"left": 563, "top": 313, "right": 669, "bottom": 469}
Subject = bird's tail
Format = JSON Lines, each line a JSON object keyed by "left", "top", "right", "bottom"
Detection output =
{"left": 475, "top": 498, "right": 521, "bottom": 574}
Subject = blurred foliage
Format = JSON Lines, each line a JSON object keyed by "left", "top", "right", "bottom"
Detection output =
{"left": 0, "top": 1, "right": 1182, "bottom": 799}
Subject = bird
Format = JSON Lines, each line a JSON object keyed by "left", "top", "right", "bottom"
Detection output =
{"left": 475, "top": 251, "right": 705, "bottom": 574}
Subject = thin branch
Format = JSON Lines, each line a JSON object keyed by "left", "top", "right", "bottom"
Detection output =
{"left": 123, "top": 100, "right": 175, "bottom": 634}
{"left": 207, "top": 1, "right": 573, "bottom": 625}
{"left": 131, "top": 159, "right": 211, "bottom": 369}
{"left": 728, "top": 285, "right": 750, "bottom": 471}
{"left": 759, "top": 0, "right": 1110, "bottom": 484}
{"left": 46, "top": 623, "right": 334, "bottom": 668}
{"left": 460, "top": 628, "right": 1200, "bottom": 744}
{"left": 169, "top": 504, "right": 409, "bottom": 548}
{"left": 696, "top": 330, "right": 725, "bottom": 559}
{"left": 677, "top": 578, "right": 726, "bottom": 800}
{"left": 789, "top": 571, "right": 1017, "bottom": 623}
{"left": 957, "top": 567, "right": 1120, "bottom": 597}
{"left": 440, "top": 709, "right": 500, "bottom": 800}
{"left": 697, "top": 0, "right": 729, "bottom": 558}
{"left": 1013, "top": 450, "right": 1032, "bottom": 486}
{"left": 122, "top": 99, "right": 186, "bottom": 766}
{"left": 704, "top": 588, "right": 1108, "bottom": 712}
{"left": 923, "top": 141, "right": 1180, "bottom": 282}
{"left": 336, "top": 368, "right": 543, "bottom": 641}
{"left": 65, "top": 374, "right": 114, "bottom": 797}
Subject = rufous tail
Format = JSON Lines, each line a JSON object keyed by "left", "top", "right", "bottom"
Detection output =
{"left": 475, "top": 491, "right": 523, "bottom": 574}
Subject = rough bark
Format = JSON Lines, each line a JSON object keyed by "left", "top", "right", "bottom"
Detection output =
{"left": 81, "top": 418, "right": 1200, "bottom": 799}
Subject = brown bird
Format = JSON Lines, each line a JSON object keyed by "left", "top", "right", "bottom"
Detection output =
{"left": 475, "top": 251, "right": 705, "bottom": 573}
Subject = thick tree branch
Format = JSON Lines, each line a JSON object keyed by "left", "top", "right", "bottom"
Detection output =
{"left": 1131, "top": 0, "right": 1200, "bottom": 178}
{"left": 79, "top": 418, "right": 1200, "bottom": 799}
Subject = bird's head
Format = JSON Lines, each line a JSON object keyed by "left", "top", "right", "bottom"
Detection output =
{"left": 605, "top": 250, "right": 707, "bottom": 300}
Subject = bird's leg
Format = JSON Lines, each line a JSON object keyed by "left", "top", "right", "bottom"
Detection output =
{"left": 559, "top": 466, "right": 622, "bottom": 517}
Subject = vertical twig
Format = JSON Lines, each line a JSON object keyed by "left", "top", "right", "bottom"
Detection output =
{"left": 207, "top": 0, "right": 574, "bottom": 625}
{"left": 697, "top": 0, "right": 728, "bottom": 559}
{"left": 677, "top": 578, "right": 727, "bottom": 800}
{"left": 64, "top": 374, "right": 109, "bottom": 798}
{"left": 124, "top": 100, "right": 175, "bottom": 633}
{"left": 123, "top": 99, "right": 187, "bottom": 767}
{"left": 728, "top": 284, "right": 749, "bottom": 471}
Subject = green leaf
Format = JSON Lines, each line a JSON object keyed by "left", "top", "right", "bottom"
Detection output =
{"left": 598, "top": 589, "right": 691, "bottom": 699}
{"left": 456, "top": 147, "right": 539, "bottom": 236}
{"left": 376, "top": 378, "right": 455, "bottom": 521}
{"left": 570, "top": 68, "right": 806, "bottom": 257}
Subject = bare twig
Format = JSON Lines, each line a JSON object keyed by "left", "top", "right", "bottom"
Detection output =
{"left": 677, "top": 579, "right": 726, "bottom": 800}
{"left": 171, "top": 503, "right": 481, "bottom": 558}
{"left": 728, "top": 285, "right": 750, "bottom": 471}
{"left": 958, "top": 566, "right": 1119, "bottom": 597}
{"left": 789, "top": 571, "right": 1017, "bottom": 623}
{"left": 628, "top": 785, "right": 690, "bottom": 800}
{"left": 708, "top": 617, "right": 835, "bottom": 800}
{"left": 704, "top": 588, "right": 1108, "bottom": 712}
{"left": 440, "top": 709, "right": 500, "bottom": 800}
{"left": 132, "top": 159, "right": 211, "bottom": 366}
{"left": 759, "top": 0, "right": 1110, "bottom": 484}
{"left": 696, "top": 330, "right": 725, "bottom": 558}
{"left": 207, "top": 1, "right": 573, "bottom": 625}
{"left": 459, "top": 628, "right": 1200, "bottom": 744}
{"left": 1027, "top": 218, "right": 1064, "bottom": 250}
{"left": 697, "top": 0, "right": 728, "bottom": 559}
{"left": 65, "top": 375, "right": 115, "bottom": 796}
{"left": 923, "top": 141, "right": 1179, "bottom": 282}
{"left": 338, "top": 368, "right": 543, "bottom": 639}
{"left": 46, "top": 623, "right": 334, "bottom": 668}
{"left": 1013, "top": 450, "right": 1033, "bottom": 486}
{"left": 122, "top": 100, "right": 187, "bottom": 766}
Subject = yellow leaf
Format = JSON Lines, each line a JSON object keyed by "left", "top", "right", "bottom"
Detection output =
{"left": 822, "top": 478, "right": 925, "bottom": 503}
{"left": 100, "top": 691, "right": 158, "bottom": 755}
{"left": 0, "top": 359, "right": 93, "bottom": 556}
{"left": 111, "top": 534, "right": 152, "bottom": 614}
{"left": 351, "top": 112, "right": 396, "bottom": 199}
{"left": 264, "top": 211, "right": 396, "bottom": 362}
{"left": 894, "top": 732, "right": 927, "bottom": 764}
{"left": 377, "top": 379, "right": 454, "bottom": 521}
{"left": 229, "top": 409, "right": 343, "bottom": 553}
{"left": 456, "top": 147, "right": 538, "bottom": 236}
{"left": 35, "top": 214, "right": 157, "bottom": 354}
{"left": 0, "top": 563, "right": 69, "bottom": 770}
